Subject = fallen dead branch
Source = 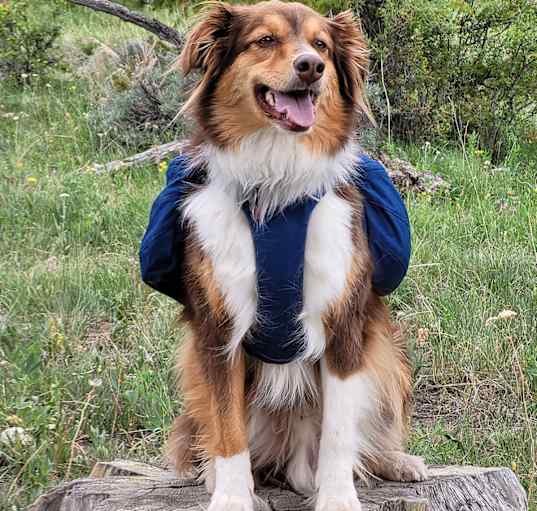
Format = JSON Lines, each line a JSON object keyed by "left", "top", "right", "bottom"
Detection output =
{"left": 66, "top": 0, "right": 183, "bottom": 49}
{"left": 87, "top": 140, "right": 187, "bottom": 174}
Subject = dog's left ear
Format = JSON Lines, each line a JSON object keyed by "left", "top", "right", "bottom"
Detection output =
{"left": 330, "top": 11, "right": 373, "bottom": 122}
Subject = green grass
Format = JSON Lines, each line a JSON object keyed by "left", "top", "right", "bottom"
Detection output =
{"left": 392, "top": 141, "right": 537, "bottom": 507}
{"left": 0, "top": 81, "right": 181, "bottom": 509}
{"left": 1, "top": 4, "right": 536, "bottom": 511}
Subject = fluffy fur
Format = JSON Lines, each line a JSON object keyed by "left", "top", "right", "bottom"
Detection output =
{"left": 199, "top": 132, "right": 358, "bottom": 222}
{"left": 165, "top": 2, "right": 428, "bottom": 510}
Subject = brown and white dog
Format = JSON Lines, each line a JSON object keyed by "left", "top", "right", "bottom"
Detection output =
{"left": 166, "top": 2, "right": 428, "bottom": 510}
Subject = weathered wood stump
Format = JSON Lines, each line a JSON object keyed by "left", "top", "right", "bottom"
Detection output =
{"left": 29, "top": 460, "right": 527, "bottom": 511}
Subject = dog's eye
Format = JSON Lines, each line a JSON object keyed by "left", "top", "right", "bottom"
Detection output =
{"left": 257, "top": 35, "right": 276, "bottom": 47}
{"left": 314, "top": 39, "right": 327, "bottom": 51}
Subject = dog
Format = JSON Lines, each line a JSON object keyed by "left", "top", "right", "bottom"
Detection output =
{"left": 165, "top": 2, "right": 428, "bottom": 510}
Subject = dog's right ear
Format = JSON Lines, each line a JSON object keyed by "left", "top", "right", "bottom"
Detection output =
{"left": 180, "top": 2, "right": 236, "bottom": 77}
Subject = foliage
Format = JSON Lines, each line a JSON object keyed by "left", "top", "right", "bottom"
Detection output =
{"left": 88, "top": 41, "right": 192, "bottom": 152}
{"left": 370, "top": 0, "right": 537, "bottom": 160}
{"left": 0, "top": 0, "right": 64, "bottom": 83}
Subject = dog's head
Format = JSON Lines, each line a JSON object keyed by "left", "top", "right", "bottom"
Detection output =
{"left": 180, "top": 1, "right": 371, "bottom": 154}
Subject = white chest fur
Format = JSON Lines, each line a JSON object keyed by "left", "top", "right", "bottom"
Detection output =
{"left": 300, "top": 191, "right": 355, "bottom": 361}
{"left": 182, "top": 184, "right": 355, "bottom": 363}
{"left": 182, "top": 184, "right": 258, "bottom": 358}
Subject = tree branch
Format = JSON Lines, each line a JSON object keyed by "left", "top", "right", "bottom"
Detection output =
{"left": 66, "top": 0, "right": 183, "bottom": 49}
{"left": 88, "top": 139, "right": 187, "bottom": 174}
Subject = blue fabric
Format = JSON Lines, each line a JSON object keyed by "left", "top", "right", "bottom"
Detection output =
{"left": 355, "top": 156, "right": 412, "bottom": 296}
{"left": 140, "top": 154, "right": 411, "bottom": 362}
{"left": 242, "top": 199, "right": 318, "bottom": 363}
{"left": 139, "top": 162, "right": 192, "bottom": 304}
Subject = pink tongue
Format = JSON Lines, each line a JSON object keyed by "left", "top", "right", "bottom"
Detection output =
{"left": 273, "top": 91, "right": 315, "bottom": 129}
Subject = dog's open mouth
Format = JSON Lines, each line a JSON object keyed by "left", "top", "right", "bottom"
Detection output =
{"left": 255, "top": 85, "right": 318, "bottom": 132}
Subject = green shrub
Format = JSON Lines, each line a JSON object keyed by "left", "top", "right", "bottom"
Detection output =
{"left": 88, "top": 42, "right": 193, "bottom": 152}
{"left": 0, "top": 0, "right": 64, "bottom": 83}
{"left": 370, "top": 0, "right": 537, "bottom": 160}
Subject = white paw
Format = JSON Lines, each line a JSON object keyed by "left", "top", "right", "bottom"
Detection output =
{"left": 207, "top": 452, "right": 261, "bottom": 511}
{"left": 399, "top": 454, "right": 429, "bottom": 482}
{"left": 316, "top": 488, "right": 362, "bottom": 511}
{"left": 208, "top": 493, "right": 254, "bottom": 511}
{"left": 385, "top": 453, "right": 429, "bottom": 483}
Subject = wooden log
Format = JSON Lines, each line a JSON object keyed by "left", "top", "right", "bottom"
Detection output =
{"left": 29, "top": 461, "right": 527, "bottom": 511}
{"left": 89, "top": 459, "right": 172, "bottom": 479}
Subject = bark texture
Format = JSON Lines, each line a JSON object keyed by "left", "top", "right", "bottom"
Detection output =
{"left": 29, "top": 461, "right": 527, "bottom": 511}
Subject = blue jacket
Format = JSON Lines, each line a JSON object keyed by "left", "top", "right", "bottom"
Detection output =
{"left": 140, "top": 154, "right": 411, "bottom": 301}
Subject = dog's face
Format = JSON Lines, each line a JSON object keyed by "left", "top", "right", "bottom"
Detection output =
{"left": 180, "top": 1, "right": 370, "bottom": 154}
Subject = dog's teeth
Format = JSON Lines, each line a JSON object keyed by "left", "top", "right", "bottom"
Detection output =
{"left": 265, "top": 91, "right": 275, "bottom": 107}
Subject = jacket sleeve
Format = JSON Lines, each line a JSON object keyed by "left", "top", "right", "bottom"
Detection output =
{"left": 139, "top": 156, "right": 189, "bottom": 303}
{"left": 356, "top": 155, "right": 412, "bottom": 296}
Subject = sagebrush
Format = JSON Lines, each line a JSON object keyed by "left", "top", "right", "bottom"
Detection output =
{"left": 87, "top": 41, "right": 192, "bottom": 151}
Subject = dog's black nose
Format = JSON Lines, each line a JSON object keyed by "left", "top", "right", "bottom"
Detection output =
{"left": 294, "top": 54, "right": 325, "bottom": 84}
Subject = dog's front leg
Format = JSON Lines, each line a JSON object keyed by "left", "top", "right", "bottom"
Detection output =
{"left": 204, "top": 354, "right": 254, "bottom": 511}
{"left": 182, "top": 339, "right": 254, "bottom": 511}
{"left": 315, "top": 357, "right": 370, "bottom": 511}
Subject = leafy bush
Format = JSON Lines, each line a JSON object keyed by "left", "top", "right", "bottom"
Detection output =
{"left": 88, "top": 41, "right": 193, "bottom": 152}
{"left": 0, "top": 0, "right": 64, "bottom": 83}
{"left": 370, "top": 0, "right": 537, "bottom": 160}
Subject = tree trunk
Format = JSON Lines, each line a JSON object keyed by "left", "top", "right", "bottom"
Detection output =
{"left": 29, "top": 461, "right": 527, "bottom": 511}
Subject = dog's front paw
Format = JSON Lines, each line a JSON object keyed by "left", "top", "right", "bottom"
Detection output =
{"left": 376, "top": 452, "right": 429, "bottom": 483}
{"left": 397, "top": 454, "right": 428, "bottom": 482}
{"left": 208, "top": 493, "right": 254, "bottom": 511}
{"left": 316, "top": 488, "right": 362, "bottom": 511}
